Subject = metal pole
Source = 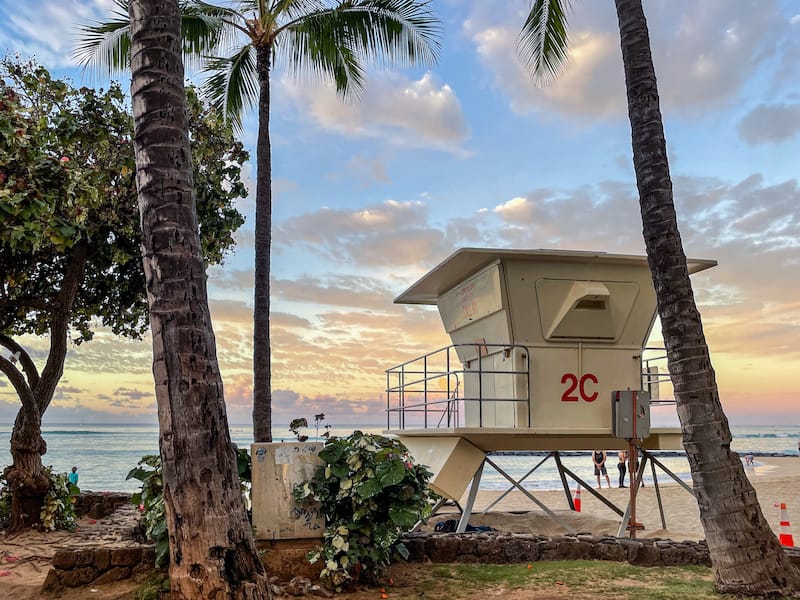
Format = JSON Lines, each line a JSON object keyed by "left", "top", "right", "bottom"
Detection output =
{"left": 484, "top": 457, "right": 576, "bottom": 533}
{"left": 641, "top": 450, "right": 695, "bottom": 496}
{"left": 477, "top": 345, "right": 483, "bottom": 427}
{"left": 651, "top": 458, "right": 666, "bottom": 530}
{"left": 481, "top": 452, "right": 553, "bottom": 513}
{"left": 456, "top": 460, "right": 485, "bottom": 533}
{"left": 423, "top": 354, "right": 428, "bottom": 429}
{"left": 553, "top": 452, "right": 575, "bottom": 510}
{"left": 559, "top": 464, "right": 625, "bottom": 517}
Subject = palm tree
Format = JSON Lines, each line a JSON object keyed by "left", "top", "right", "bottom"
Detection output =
{"left": 518, "top": 0, "right": 800, "bottom": 595}
{"left": 126, "top": 0, "right": 270, "bottom": 596}
{"left": 78, "top": 0, "right": 440, "bottom": 443}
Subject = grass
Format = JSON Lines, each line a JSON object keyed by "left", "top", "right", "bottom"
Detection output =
{"left": 382, "top": 561, "right": 788, "bottom": 599}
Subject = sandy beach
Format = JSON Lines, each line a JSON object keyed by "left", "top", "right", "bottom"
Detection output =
{"left": 428, "top": 456, "right": 800, "bottom": 542}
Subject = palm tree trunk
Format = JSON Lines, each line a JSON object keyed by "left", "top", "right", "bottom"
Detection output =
{"left": 128, "top": 1, "right": 270, "bottom": 597}
{"left": 614, "top": 0, "right": 800, "bottom": 594}
{"left": 252, "top": 43, "right": 273, "bottom": 443}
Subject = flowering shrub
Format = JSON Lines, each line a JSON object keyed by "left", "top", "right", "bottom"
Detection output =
{"left": 294, "top": 432, "right": 434, "bottom": 591}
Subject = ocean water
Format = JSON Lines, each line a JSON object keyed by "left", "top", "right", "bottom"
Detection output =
{"left": 0, "top": 423, "right": 798, "bottom": 494}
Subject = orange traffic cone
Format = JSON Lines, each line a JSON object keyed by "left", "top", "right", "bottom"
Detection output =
{"left": 776, "top": 503, "right": 795, "bottom": 547}
{"left": 573, "top": 485, "right": 582, "bottom": 513}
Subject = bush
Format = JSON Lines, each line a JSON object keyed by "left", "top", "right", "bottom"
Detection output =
{"left": 0, "top": 467, "right": 79, "bottom": 531}
{"left": 294, "top": 431, "right": 434, "bottom": 591}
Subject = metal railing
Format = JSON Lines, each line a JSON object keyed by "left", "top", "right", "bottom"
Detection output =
{"left": 385, "top": 343, "right": 531, "bottom": 430}
{"left": 386, "top": 344, "right": 677, "bottom": 431}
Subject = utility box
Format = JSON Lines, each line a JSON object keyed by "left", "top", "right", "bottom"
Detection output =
{"left": 612, "top": 390, "right": 651, "bottom": 440}
{"left": 251, "top": 442, "right": 324, "bottom": 540}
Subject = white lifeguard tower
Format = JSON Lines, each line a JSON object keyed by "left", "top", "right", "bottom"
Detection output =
{"left": 386, "top": 248, "right": 715, "bottom": 535}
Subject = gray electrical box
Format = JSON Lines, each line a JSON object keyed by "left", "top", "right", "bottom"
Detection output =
{"left": 612, "top": 390, "right": 650, "bottom": 439}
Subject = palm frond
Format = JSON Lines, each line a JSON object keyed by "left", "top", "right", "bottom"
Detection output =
{"left": 276, "top": 0, "right": 439, "bottom": 97}
{"left": 76, "top": 0, "right": 244, "bottom": 76}
{"left": 201, "top": 45, "right": 259, "bottom": 131}
{"left": 518, "top": 0, "right": 572, "bottom": 84}
{"left": 74, "top": 0, "right": 131, "bottom": 76}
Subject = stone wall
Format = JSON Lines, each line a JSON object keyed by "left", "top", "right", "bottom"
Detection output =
{"left": 43, "top": 546, "right": 156, "bottom": 592}
{"left": 402, "top": 531, "right": 800, "bottom": 569}
{"left": 73, "top": 491, "right": 132, "bottom": 519}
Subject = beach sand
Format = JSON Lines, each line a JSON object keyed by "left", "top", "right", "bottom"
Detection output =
{"left": 423, "top": 456, "right": 800, "bottom": 541}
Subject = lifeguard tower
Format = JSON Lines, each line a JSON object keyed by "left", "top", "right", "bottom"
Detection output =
{"left": 386, "top": 248, "right": 716, "bottom": 535}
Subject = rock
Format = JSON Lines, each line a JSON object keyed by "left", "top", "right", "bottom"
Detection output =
{"left": 94, "top": 548, "right": 111, "bottom": 571}
{"left": 93, "top": 566, "right": 132, "bottom": 585}
{"left": 310, "top": 584, "right": 334, "bottom": 597}
{"left": 110, "top": 546, "right": 142, "bottom": 566}
{"left": 42, "top": 569, "right": 62, "bottom": 592}
{"left": 52, "top": 550, "right": 77, "bottom": 570}
{"left": 286, "top": 575, "right": 312, "bottom": 596}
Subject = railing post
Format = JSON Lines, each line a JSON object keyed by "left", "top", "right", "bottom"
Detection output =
{"left": 478, "top": 344, "right": 483, "bottom": 427}
{"left": 386, "top": 369, "right": 390, "bottom": 430}
{"left": 526, "top": 349, "right": 532, "bottom": 427}
{"left": 423, "top": 354, "right": 428, "bottom": 429}
{"left": 400, "top": 363, "right": 405, "bottom": 430}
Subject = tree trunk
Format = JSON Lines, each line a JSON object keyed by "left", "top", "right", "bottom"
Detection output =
{"left": 127, "top": 1, "right": 270, "bottom": 597}
{"left": 614, "top": 0, "right": 800, "bottom": 595}
{"left": 1, "top": 242, "right": 88, "bottom": 533}
{"left": 4, "top": 409, "right": 49, "bottom": 533}
{"left": 252, "top": 44, "right": 273, "bottom": 443}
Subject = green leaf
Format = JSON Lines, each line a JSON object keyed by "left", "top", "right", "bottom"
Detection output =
{"left": 377, "top": 459, "right": 406, "bottom": 487}
{"left": 355, "top": 478, "right": 382, "bottom": 500}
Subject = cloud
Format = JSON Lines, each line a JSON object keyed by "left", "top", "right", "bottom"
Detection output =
{"left": 344, "top": 154, "right": 391, "bottom": 187}
{"left": 465, "top": 0, "right": 789, "bottom": 119}
{"left": 282, "top": 72, "right": 470, "bottom": 154}
{"left": 275, "top": 199, "right": 488, "bottom": 268}
{"left": 1, "top": 0, "right": 115, "bottom": 68}
{"left": 472, "top": 23, "right": 624, "bottom": 118}
{"left": 114, "top": 387, "right": 151, "bottom": 401}
{"left": 738, "top": 104, "right": 800, "bottom": 145}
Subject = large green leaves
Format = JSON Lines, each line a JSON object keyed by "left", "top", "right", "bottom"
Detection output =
{"left": 294, "top": 431, "right": 434, "bottom": 590}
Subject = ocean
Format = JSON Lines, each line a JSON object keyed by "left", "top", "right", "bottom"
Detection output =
{"left": 1, "top": 423, "right": 798, "bottom": 494}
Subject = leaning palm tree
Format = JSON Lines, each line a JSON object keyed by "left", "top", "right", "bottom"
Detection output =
{"left": 78, "top": 0, "right": 440, "bottom": 443}
{"left": 126, "top": 0, "right": 269, "bottom": 596}
{"left": 519, "top": 0, "right": 800, "bottom": 595}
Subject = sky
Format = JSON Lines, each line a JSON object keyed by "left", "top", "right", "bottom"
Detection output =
{"left": 1, "top": 0, "right": 799, "bottom": 429}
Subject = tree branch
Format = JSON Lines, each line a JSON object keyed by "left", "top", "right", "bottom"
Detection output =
{"left": 0, "top": 334, "right": 40, "bottom": 391}
{"left": 0, "top": 356, "right": 36, "bottom": 418}
{"left": 35, "top": 241, "right": 89, "bottom": 414}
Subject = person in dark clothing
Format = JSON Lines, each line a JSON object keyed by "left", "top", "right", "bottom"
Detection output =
{"left": 617, "top": 450, "right": 627, "bottom": 488}
{"left": 592, "top": 449, "right": 611, "bottom": 489}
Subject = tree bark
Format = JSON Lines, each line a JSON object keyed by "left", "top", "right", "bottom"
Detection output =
{"left": 127, "top": 1, "right": 270, "bottom": 597}
{"left": 252, "top": 43, "right": 273, "bottom": 443}
{"left": 614, "top": 0, "right": 800, "bottom": 595}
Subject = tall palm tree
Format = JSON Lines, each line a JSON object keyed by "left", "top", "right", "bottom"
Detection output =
{"left": 127, "top": 0, "right": 270, "bottom": 596}
{"left": 78, "top": 0, "right": 440, "bottom": 443}
{"left": 519, "top": 0, "right": 800, "bottom": 595}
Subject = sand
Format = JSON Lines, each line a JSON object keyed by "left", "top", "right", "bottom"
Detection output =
{"left": 1, "top": 457, "right": 798, "bottom": 598}
{"left": 429, "top": 456, "right": 800, "bottom": 541}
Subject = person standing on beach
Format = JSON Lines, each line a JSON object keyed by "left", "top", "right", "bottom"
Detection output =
{"left": 592, "top": 450, "right": 611, "bottom": 489}
{"left": 617, "top": 450, "right": 627, "bottom": 488}
{"left": 68, "top": 466, "right": 79, "bottom": 488}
